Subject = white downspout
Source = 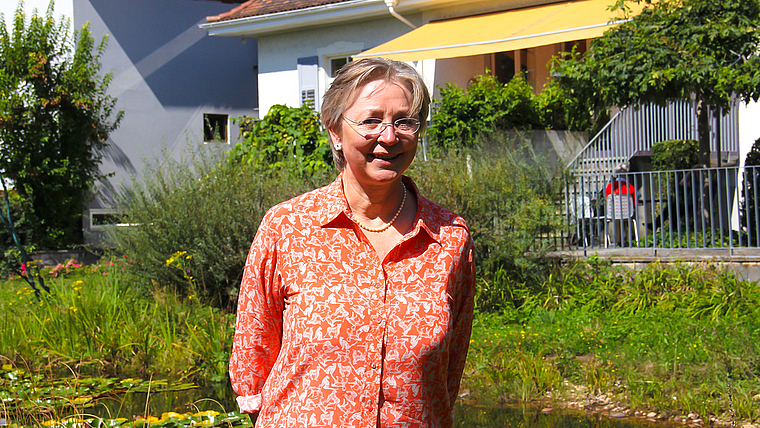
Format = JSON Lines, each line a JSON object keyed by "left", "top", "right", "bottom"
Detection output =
{"left": 385, "top": 0, "right": 417, "bottom": 29}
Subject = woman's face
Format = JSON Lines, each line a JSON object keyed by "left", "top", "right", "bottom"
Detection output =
{"left": 329, "top": 79, "right": 417, "bottom": 191}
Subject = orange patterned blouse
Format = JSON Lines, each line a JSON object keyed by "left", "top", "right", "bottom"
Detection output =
{"left": 230, "top": 173, "right": 475, "bottom": 427}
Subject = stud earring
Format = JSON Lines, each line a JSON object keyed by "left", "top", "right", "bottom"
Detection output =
{"left": 334, "top": 142, "right": 342, "bottom": 151}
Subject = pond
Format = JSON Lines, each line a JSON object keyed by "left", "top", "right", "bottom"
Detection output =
{"left": 85, "top": 383, "right": 670, "bottom": 428}
{"left": 1, "top": 367, "right": 671, "bottom": 428}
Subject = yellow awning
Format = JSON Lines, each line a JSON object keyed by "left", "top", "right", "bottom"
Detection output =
{"left": 354, "top": 0, "right": 644, "bottom": 62}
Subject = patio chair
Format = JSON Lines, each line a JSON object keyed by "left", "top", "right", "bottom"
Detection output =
{"left": 569, "top": 193, "right": 603, "bottom": 247}
{"left": 605, "top": 194, "right": 639, "bottom": 247}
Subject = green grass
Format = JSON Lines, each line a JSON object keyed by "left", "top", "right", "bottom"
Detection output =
{"left": 0, "top": 258, "right": 234, "bottom": 384}
{"left": 3, "top": 257, "right": 760, "bottom": 427}
{"left": 462, "top": 260, "right": 760, "bottom": 426}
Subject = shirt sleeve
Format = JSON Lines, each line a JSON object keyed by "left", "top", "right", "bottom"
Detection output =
{"left": 229, "top": 212, "right": 285, "bottom": 413}
{"left": 446, "top": 232, "right": 476, "bottom": 408}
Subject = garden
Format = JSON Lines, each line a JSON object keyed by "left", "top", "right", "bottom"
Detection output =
{"left": 2, "top": 0, "right": 760, "bottom": 425}
{"left": 1, "top": 126, "right": 759, "bottom": 426}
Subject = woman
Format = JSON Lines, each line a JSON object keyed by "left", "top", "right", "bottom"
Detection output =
{"left": 229, "top": 57, "right": 475, "bottom": 427}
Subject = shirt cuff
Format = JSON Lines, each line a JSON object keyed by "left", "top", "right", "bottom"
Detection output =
{"left": 236, "top": 394, "right": 262, "bottom": 413}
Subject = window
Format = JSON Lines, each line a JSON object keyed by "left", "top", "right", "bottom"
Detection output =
{"left": 330, "top": 56, "right": 351, "bottom": 78}
{"left": 204, "top": 114, "right": 228, "bottom": 143}
{"left": 494, "top": 52, "right": 515, "bottom": 84}
{"left": 298, "top": 56, "right": 319, "bottom": 109}
{"left": 89, "top": 209, "right": 123, "bottom": 231}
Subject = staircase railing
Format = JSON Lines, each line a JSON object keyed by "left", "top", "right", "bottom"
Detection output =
{"left": 568, "top": 100, "right": 740, "bottom": 179}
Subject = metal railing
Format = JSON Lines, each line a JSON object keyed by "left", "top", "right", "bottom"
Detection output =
{"left": 567, "top": 100, "right": 740, "bottom": 179}
{"left": 564, "top": 165, "right": 760, "bottom": 250}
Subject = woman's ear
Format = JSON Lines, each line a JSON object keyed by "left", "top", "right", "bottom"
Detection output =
{"left": 327, "top": 125, "right": 342, "bottom": 147}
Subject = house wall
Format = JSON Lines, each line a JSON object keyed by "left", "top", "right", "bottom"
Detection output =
{"left": 72, "top": 0, "right": 258, "bottom": 244}
{"left": 739, "top": 101, "right": 760, "bottom": 167}
{"left": 432, "top": 55, "right": 490, "bottom": 97}
{"left": 256, "top": 14, "right": 420, "bottom": 116}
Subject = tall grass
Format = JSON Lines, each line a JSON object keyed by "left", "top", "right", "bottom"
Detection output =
{"left": 409, "top": 133, "right": 567, "bottom": 304}
{"left": 0, "top": 259, "right": 233, "bottom": 383}
{"left": 462, "top": 260, "right": 760, "bottom": 425}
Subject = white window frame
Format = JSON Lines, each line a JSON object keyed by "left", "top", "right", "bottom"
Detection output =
{"left": 88, "top": 209, "right": 123, "bottom": 231}
{"left": 203, "top": 113, "right": 230, "bottom": 144}
{"left": 317, "top": 41, "right": 364, "bottom": 108}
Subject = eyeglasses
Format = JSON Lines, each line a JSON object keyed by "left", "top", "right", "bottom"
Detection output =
{"left": 342, "top": 116, "right": 421, "bottom": 136}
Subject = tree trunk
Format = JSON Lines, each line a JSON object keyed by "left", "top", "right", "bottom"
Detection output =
{"left": 697, "top": 97, "right": 711, "bottom": 166}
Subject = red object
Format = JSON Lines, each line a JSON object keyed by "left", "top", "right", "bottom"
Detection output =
{"left": 605, "top": 179, "right": 637, "bottom": 207}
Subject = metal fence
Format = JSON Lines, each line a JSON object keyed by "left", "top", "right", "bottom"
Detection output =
{"left": 564, "top": 165, "right": 760, "bottom": 250}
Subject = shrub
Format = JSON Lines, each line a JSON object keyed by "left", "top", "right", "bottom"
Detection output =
{"left": 651, "top": 139, "right": 699, "bottom": 171}
{"left": 428, "top": 74, "right": 540, "bottom": 151}
{"left": 408, "top": 130, "right": 566, "bottom": 311}
{"left": 428, "top": 73, "right": 594, "bottom": 153}
{"left": 0, "top": 3, "right": 122, "bottom": 248}
{"left": 106, "top": 145, "right": 333, "bottom": 309}
{"left": 229, "top": 104, "right": 332, "bottom": 176}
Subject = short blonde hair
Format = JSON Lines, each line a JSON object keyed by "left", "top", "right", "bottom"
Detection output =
{"left": 321, "top": 57, "right": 430, "bottom": 170}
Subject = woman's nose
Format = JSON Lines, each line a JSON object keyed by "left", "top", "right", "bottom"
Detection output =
{"left": 376, "top": 122, "right": 398, "bottom": 143}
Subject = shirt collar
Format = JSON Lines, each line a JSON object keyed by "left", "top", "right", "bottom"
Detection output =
{"left": 317, "top": 172, "right": 443, "bottom": 245}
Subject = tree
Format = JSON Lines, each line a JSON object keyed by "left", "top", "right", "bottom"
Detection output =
{"left": 554, "top": 0, "right": 760, "bottom": 165}
{"left": 0, "top": 1, "right": 122, "bottom": 248}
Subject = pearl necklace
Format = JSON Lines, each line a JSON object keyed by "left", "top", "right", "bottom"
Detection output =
{"left": 352, "top": 183, "right": 407, "bottom": 233}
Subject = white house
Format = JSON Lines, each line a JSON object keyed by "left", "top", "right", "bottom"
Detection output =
{"left": 200, "top": 0, "right": 759, "bottom": 166}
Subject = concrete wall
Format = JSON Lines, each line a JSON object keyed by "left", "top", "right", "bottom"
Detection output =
{"left": 72, "top": 0, "right": 258, "bottom": 243}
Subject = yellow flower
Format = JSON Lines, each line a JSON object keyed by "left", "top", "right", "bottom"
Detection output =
{"left": 73, "top": 280, "right": 84, "bottom": 286}
{"left": 165, "top": 251, "right": 187, "bottom": 267}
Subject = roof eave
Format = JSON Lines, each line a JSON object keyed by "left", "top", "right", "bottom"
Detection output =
{"left": 200, "top": 0, "right": 390, "bottom": 38}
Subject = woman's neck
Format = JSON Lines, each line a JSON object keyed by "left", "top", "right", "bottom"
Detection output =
{"left": 342, "top": 175, "right": 407, "bottom": 225}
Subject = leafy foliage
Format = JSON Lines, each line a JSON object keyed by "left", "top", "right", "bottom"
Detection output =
{"left": 0, "top": 2, "right": 122, "bottom": 248}
{"left": 408, "top": 131, "right": 567, "bottom": 302}
{"left": 107, "top": 146, "right": 333, "bottom": 309}
{"left": 428, "top": 74, "right": 593, "bottom": 152}
{"left": 229, "top": 104, "right": 333, "bottom": 176}
{"left": 651, "top": 139, "right": 699, "bottom": 171}
{"left": 554, "top": 0, "right": 760, "bottom": 164}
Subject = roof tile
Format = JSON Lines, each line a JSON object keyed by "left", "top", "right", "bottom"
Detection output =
{"left": 206, "top": 0, "right": 353, "bottom": 23}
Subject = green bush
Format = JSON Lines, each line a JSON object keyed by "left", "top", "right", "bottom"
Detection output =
{"left": 408, "top": 131, "right": 566, "bottom": 311}
{"left": 428, "top": 74, "right": 539, "bottom": 151}
{"left": 230, "top": 104, "right": 332, "bottom": 176}
{"left": 428, "top": 73, "right": 593, "bottom": 152}
{"left": 651, "top": 139, "right": 699, "bottom": 171}
{"left": 106, "top": 146, "right": 333, "bottom": 309}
